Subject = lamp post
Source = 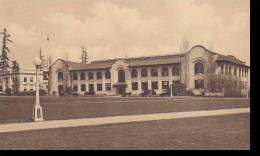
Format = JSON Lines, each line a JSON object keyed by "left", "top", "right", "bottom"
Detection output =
{"left": 32, "top": 57, "right": 44, "bottom": 121}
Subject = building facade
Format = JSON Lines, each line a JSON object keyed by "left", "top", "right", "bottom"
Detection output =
{"left": 48, "top": 45, "right": 250, "bottom": 97}
{"left": 0, "top": 70, "right": 48, "bottom": 93}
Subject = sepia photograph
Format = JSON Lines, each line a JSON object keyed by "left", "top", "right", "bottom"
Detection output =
{"left": 0, "top": 0, "right": 250, "bottom": 150}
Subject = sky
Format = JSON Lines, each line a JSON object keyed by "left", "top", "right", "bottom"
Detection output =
{"left": 0, "top": 0, "right": 250, "bottom": 69}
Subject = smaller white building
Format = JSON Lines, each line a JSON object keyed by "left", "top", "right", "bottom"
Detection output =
{"left": 0, "top": 69, "right": 48, "bottom": 93}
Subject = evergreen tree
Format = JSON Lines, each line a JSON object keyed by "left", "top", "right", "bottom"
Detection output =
{"left": 11, "top": 60, "right": 20, "bottom": 73}
{"left": 0, "top": 28, "right": 12, "bottom": 74}
{"left": 80, "top": 46, "right": 89, "bottom": 63}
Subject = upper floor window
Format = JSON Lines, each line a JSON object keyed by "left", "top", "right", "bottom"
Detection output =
{"left": 172, "top": 65, "right": 180, "bottom": 76}
{"left": 73, "top": 73, "right": 78, "bottom": 80}
{"left": 88, "top": 72, "right": 93, "bottom": 80}
{"left": 220, "top": 64, "right": 224, "bottom": 74}
{"left": 151, "top": 68, "right": 158, "bottom": 77}
{"left": 234, "top": 67, "right": 237, "bottom": 76}
{"left": 30, "top": 76, "right": 33, "bottom": 82}
{"left": 162, "top": 68, "right": 169, "bottom": 76}
{"left": 194, "top": 62, "right": 204, "bottom": 75}
{"left": 80, "top": 72, "right": 85, "bottom": 80}
{"left": 24, "top": 77, "right": 27, "bottom": 82}
{"left": 58, "top": 72, "right": 63, "bottom": 82}
{"left": 97, "top": 72, "right": 102, "bottom": 80}
{"left": 118, "top": 70, "right": 125, "bottom": 82}
{"left": 141, "top": 68, "right": 148, "bottom": 77}
{"left": 131, "top": 69, "right": 138, "bottom": 78}
{"left": 229, "top": 66, "right": 232, "bottom": 75}
{"left": 105, "top": 71, "right": 111, "bottom": 79}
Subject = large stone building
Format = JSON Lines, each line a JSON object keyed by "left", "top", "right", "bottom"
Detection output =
{"left": 48, "top": 45, "right": 250, "bottom": 97}
{"left": 0, "top": 69, "right": 48, "bottom": 93}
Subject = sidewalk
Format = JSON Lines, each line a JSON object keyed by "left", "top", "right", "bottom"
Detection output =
{"left": 0, "top": 107, "right": 249, "bottom": 133}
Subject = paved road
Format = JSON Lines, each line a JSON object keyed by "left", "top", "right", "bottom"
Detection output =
{"left": 0, "top": 113, "right": 250, "bottom": 150}
{"left": 0, "top": 96, "right": 250, "bottom": 124}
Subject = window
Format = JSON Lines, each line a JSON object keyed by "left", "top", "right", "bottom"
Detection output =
{"left": 97, "top": 72, "right": 102, "bottom": 80}
{"left": 0, "top": 86, "right": 3, "bottom": 92}
{"left": 58, "top": 72, "right": 63, "bottom": 82}
{"left": 81, "top": 84, "right": 86, "bottom": 91}
{"left": 225, "top": 65, "right": 229, "bottom": 74}
{"left": 89, "top": 84, "right": 94, "bottom": 92}
{"left": 118, "top": 70, "right": 125, "bottom": 82}
{"left": 141, "top": 68, "right": 148, "bottom": 77}
{"left": 162, "top": 81, "right": 169, "bottom": 89}
{"left": 195, "top": 80, "right": 204, "bottom": 89}
{"left": 30, "top": 88, "right": 33, "bottom": 91}
{"left": 131, "top": 69, "right": 138, "bottom": 78}
{"left": 162, "top": 68, "right": 169, "bottom": 76}
{"left": 141, "top": 82, "right": 148, "bottom": 91}
{"left": 97, "top": 84, "right": 102, "bottom": 91}
{"left": 105, "top": 71, "right": 111, "bottom": 79}
{"left": 234, "top": 67, "right": 237, "bottom": 76}
{"left": 152, "top": 82, "right": 158, "bottom": 90}
{"left": 229, "top": 66, "right": 232, "bottom": 75}
{"left": 132, "top": 82, "right": 138, "bottom": 90}
{"left": 80, "top": 73, "right": 86, "bottom": 80}
{"left": 73, "top": 85, "right": 78, "bottom": 91}
{"left": 151, "top": 68, "right": 158, "bottom": 77}
{"left": 24, "top": 88, "right": 27, "bottom": 91}
{"left": 194, "top": 62, "right": 204, "bottom": 75}
{"left": 242, "top": 69, "right": 244, "bottom": 77}
{"left": 88, "top": 72, "right": 93, "bottom": 80}
{"left": 239, "top": 69, "right": 241, "bottom": 77}
{"left": 172, "top": 65, "right": 180, "bottom": 76}
{"left": 30, "top": 76, "right": 33, "bottom": 82}
{"left": 73, "top": 73, "right": 78, "bottom": 80}
{"left": 24, "top": 77, "right": 27, "bottom": 82}
{"left": 221, "top": 64, "right": 224, "bottom": 74}
{"left": 105, "top": 83, "right": 111, "bottom": 91}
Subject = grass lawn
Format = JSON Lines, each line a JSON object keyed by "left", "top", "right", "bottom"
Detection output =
{"left": 0, "top": 96, "right": 249, "bottom": 124}
{"left": 0, "top": 113, "right": 250, "bottom": 150}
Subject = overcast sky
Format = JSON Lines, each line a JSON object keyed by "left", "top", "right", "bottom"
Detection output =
{"left": 0, "top": 0, "right": 250, "bottom": 69}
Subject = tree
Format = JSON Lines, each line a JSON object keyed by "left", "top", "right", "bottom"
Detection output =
{"left": 0, "top": 28, "right": 12, "bottom": 74}
{"left": 11, "top": 60, "right": 20, "bottom": 73}
{"left": 80, "top": 46, "right": 89, "bottom": 63}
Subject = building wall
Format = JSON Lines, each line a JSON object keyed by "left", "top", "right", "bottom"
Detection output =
{"left": 48, "top": 46, "right": 250, "bottom": 97}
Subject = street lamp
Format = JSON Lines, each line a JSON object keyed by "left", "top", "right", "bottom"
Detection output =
{"left": 32, "top": 57, "right": 44, "bottom": 121}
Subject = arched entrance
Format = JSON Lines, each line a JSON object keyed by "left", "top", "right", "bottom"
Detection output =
{"left": 114, "top": 69, "right": 127, "bottom": 95}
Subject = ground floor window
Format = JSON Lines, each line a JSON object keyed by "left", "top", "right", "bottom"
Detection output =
{"left": 162, "top": 81, "right": 169, "bottom": 89}
{"left": 152, "top": 82, "right": 158, "bottom": 90}
{"left": 81, "top": 84, "right": 86, "bottom": 92}
{"left": 105, "top": 83, "right": 111, "bottom": 91}
{"left": 195, "top": 80, "right": 204, "bottom": 89}
{"left": 97, "top": 84, "right": 102, "bottom": 91}
{"left": 73, "top": 85, "right": 78, "bottom": 92}
{"left": 0, "top": 86, "right": 2, "bottom": 92}
{"left": 132, "top": 82, "right": 138, "bottom": 90}
{"left": 141, "top": 82, "right": 148, "bottom": 91}
{"left": 89, "top": 84, "right": 94, "bottom": 92}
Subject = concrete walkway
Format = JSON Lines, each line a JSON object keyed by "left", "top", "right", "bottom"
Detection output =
{"left": 0, "top": 108, "right": 249, "bottom": 133}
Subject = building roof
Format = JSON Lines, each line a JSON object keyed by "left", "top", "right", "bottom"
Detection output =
{"left": 215, "top": 54, "right": 249, "bottom": 68}
{"left": 60, "top": 45, "right": 249, "bottom": 71}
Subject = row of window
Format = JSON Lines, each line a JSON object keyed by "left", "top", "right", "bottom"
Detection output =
{"left": 220, "top": 64, "right": 248, "bottom": 78}
{"left": 72, "top": 83, "right": 112, "bottom": 92}
{"left": 58, "top": 71, "right": 111, "bottom": 82}
{"left": 23, "top": 76, "right": 34, "bottom": 83}
{"left": 131, "top": 66, "right": 180, "bottom": 78}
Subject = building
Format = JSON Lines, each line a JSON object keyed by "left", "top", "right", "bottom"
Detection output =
{"left": 48, "top": 45, "right": 250, "bottom": 97}
{"left": 0, "top": 69, "right": 48, "bottom": 93}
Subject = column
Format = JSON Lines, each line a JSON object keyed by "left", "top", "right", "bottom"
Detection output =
{"left": 93, "top": 71, "right": 97, "bottom": 92}
{"left": 147, "top": 68, "right": 152, "bottom": 90}
{"left": 158, "top": 67, "right": 162, "bottom": 94}
{"left": 102, "top": 71, "right": 106, "bottom": 93}
{"left": 85, "top": 72, "right": 89, "bottom": 92}
{"left": 77, "top": 72, "right": 81, "bottom": 93}
{"left": 137, "top": 68, "right": 142, "bottom": 93}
